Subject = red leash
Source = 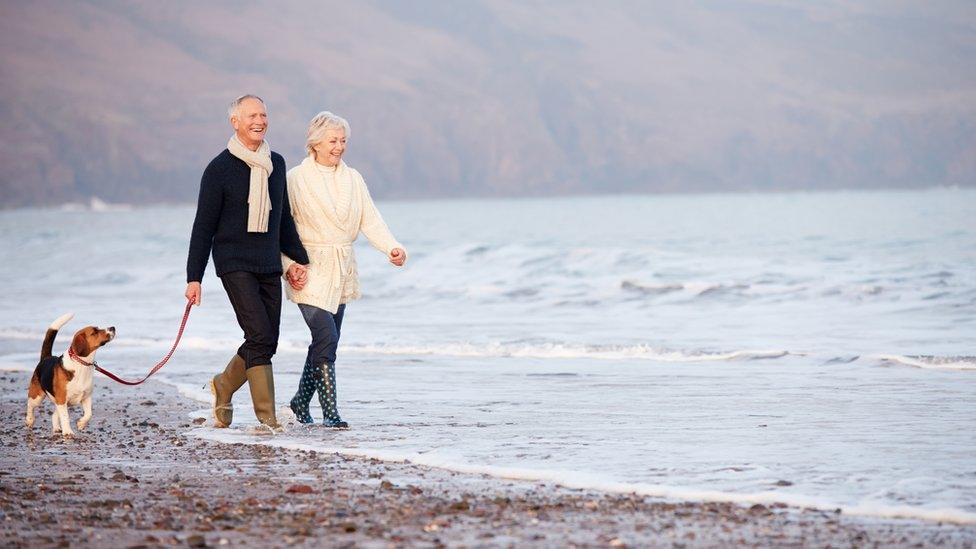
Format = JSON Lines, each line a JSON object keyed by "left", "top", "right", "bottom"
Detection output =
{"left": 71, "top": 299, "right": 193, "bottom": 386}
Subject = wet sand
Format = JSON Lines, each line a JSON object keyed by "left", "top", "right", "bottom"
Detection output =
{"left": 1, "top": 372, "right": 974, "bottom": 548}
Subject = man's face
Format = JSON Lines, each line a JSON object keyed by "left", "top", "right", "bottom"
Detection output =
{"left": 231, "top": 98, "right": 268, "bottom": 148}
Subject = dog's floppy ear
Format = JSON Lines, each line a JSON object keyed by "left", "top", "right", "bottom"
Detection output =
{"left": 71, "top": 330, "right": 91, "bottom": 357}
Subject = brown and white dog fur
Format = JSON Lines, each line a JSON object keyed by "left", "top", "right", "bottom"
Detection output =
{"left": 26, "top": 313, "right": 115, "bottom": 436}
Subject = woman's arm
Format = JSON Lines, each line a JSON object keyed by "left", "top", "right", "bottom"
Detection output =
{"left": 279, "top": 178, "right": 310, "bottom": 266}
{"left": 357, "top": 175, "right": 407, "bottom": 265}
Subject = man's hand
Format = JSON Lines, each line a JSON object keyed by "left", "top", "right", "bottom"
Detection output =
{"left": 185, "top": 282, "right": 202, "bottom": 306}
{"left": 287, "top": 274, "right": 307, "bottom": 291}
{"left": 286, "top": 264, "right": 308, "bottom": 291}
{"left": 389, "top": 248, "right": 406, "bottom": 267}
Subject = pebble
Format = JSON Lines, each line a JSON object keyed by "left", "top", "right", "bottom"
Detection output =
{"left": 286, "top": 484, "right": 314, "bottom": 494}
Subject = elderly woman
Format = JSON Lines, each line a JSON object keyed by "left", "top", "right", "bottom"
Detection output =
{"left": 283, "top": 111, "right": 406, "bottom": 428}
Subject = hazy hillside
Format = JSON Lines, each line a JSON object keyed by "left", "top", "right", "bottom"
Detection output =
{"left": 1, "top": 0, "right": 974, "bottom": 208}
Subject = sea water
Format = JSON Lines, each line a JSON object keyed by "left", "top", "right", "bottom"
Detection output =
{"left": 1, "top": 189, "right": 973, "bottom": 523}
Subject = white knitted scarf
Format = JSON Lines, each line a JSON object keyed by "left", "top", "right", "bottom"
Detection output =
{"left": 297, "top": 156, "right": 352, "bottom": 226}
{"left": 227, "top": 135, "right": 273, "bottom": 233}
{"left": 312, "top": 159, "right": 352, "bottom": 223}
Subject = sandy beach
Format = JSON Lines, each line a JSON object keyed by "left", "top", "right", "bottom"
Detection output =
{"left": 1, "top": 372, "right": 973, "bottom": 548}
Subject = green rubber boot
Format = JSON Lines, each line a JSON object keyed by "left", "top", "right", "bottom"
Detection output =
{"left": 246, "top": 364, "right": 283, "bottom": 432}
{"left": 208, "top": 354, "right": 246, "bottom": 428}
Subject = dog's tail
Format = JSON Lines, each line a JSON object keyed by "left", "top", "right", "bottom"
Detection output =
{"left": 41, "top": 313, "right": 74, "bottom": 360}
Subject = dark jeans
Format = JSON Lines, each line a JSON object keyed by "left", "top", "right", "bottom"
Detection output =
{"left": 298, "top": 303, "right": 345, "bottom": 366}
{"left": 221, "top": 271, "right": 282, "bottom": 368}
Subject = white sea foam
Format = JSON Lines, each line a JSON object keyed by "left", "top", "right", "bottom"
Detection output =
{"left": 619, "top": 279, "right": 902, "bottom": 301}
{"left": 59, "top": 197, "right": 133, "bottom": 212}
{"left": 189, "top": 427, "right": 976, "bottom": 525}
{"left": 0, "top": 329, "right": 40, "bottom": 341}
{"left": 1, "top": 327, "right": 789, "bottom": 363}
{"left": 115, "top": 335, "right": 241, "bottom": 352}
{"left": 155, "top": 376, "right": 212, "bottom": 404}
{"left": 113, "top": 335, "right": 310, "bottom": 355}
{"left": 872, "top": 354, "right": 976, "bottom": 371}
{"left": 339, "top": 342, "right": 789, "bottom": 362}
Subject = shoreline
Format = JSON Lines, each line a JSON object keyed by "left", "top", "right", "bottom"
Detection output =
{"left": 2, "top": 373, "right": 975, "bottom": 547}
{"left": 190, "top": 428, "right": 976, "bottom": 527}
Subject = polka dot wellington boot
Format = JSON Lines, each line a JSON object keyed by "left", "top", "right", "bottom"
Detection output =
{"left": 316, "top": 362, "right": 349, "bottom": 429}
{"left": 288, "top": 357, "right": 317, "bottom": 424}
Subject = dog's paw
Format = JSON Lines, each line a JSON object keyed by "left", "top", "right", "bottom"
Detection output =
{"left": 77, "top": 419, "right": 89, "bottom": 430}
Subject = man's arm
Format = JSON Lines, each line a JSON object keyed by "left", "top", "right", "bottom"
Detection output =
{"left": 185, "top": 163, "right": 223, "bottom": 304}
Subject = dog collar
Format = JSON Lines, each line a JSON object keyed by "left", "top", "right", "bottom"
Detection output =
{"left": 67, "top": 348, "right": 96, "bottom": 368}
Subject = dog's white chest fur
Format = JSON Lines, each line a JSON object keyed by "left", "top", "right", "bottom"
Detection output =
{"left": 63, "top": 354, "right": 95, "bottom": 405}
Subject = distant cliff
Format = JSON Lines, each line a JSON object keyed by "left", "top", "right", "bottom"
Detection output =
{"left": 1, "top": 0, "right": 974, "bottom": 208}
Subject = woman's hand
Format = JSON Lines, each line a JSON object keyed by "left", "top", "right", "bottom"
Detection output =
{"left": 185, "top": 282, "right": 201, "bottom": 306}
{"left": 389, "top": 248, "right": 406, "bottom": 267}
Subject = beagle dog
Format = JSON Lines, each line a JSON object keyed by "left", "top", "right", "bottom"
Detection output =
{"left": 26, "top": 313, "right": 115, "bottom": 436}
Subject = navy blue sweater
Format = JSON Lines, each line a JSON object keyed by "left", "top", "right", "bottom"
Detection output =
{"left": 186, "top": 149, "right": 309, "bottom": 282}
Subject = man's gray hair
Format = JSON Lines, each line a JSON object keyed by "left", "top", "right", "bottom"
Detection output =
{"left": 305, "top": 111, "right": 351, "bottom": 157}
{"left": 228, "top": 94, "right": 265, "bottom": 119}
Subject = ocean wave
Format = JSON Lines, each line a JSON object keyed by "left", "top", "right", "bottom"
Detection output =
{"left": 619, "top": 278, "right": 967, "bottom": 304}
{"left": 189, "top": 428, "right": 976, "bottom": 525}
{"left": 621, "top": 280, "right": 749, "bottom": 297}
{"left": 618, "top": 279, "right": 844, "bottom": 300}
{"left": 72, "top": 335, "right": 306, "bottom": 355}
{"left": 340, "top": 342, "right": 789, "bottom": 362}
{"left": 0, "top": 328, "right": 787, "bottom": 363}
{"left": 621, "top": 280, "right": 685, "bottom": 295}
{"left": 0, "top": 330, "right": 248, "bottom": 358}
{"left": 0, "top": 329, "right": 41, "bottom": 341}
{"left": 59, "top": 197, "right": 133, "bottom": 212}
{"left": 114, "top": 335, "right": 243, "bottom": 351}
{"left": 872, "top": 354, "right": 976, "bottom": 371}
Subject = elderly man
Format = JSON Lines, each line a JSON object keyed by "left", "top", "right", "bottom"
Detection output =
{"left": 185, "top": 94, "right": 309, "bottom": 431}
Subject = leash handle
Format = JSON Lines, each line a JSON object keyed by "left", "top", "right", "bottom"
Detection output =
{"left": 95, "top": 298, "right": 193, "bottom": 386}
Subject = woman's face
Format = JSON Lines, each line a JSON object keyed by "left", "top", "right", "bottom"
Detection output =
{"left": 313, "top": 128, "right": 347, "bottom": 166}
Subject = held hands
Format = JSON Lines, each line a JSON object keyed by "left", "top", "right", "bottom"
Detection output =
{"left": 389, "top": 248, "right": 406, "bottom": 267}
{"left": 286, "top": 263, "right": 308, "bottom": 291}
{"left": 185, "top": 282, "right": 202, "bottom": 306}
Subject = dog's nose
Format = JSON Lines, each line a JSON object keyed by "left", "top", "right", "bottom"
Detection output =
{"left": 108, "top": 327, "right": 116, "bottom": 334}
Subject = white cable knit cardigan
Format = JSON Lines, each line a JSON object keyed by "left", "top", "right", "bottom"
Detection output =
{"left": 282, "top": 156, "right": 405, "bottom": 314}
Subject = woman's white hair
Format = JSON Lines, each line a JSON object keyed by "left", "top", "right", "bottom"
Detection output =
{"left": 306, "top": 111, "right": 351, "bottom": 157}
{"left": 228, "top": 94, "right": 265, "bottom": 119}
